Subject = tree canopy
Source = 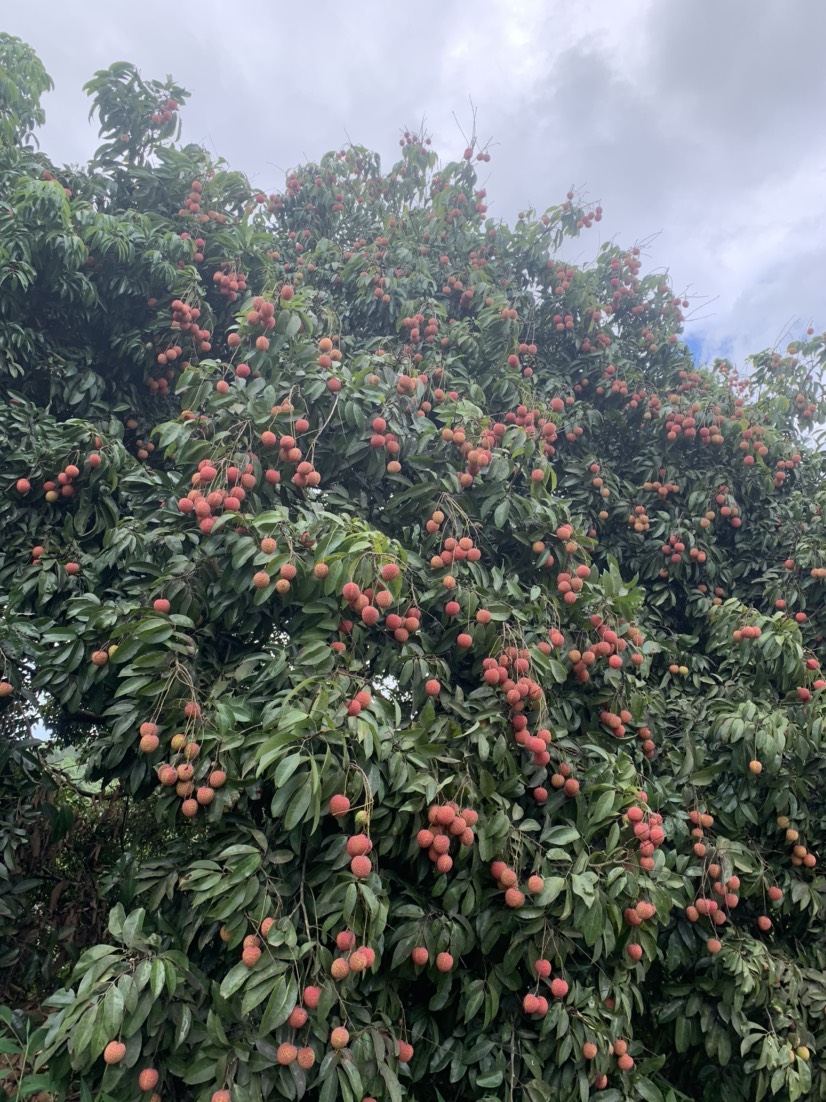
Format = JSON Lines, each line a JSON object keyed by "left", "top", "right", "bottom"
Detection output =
{"left": 2, "top": 37, "right": 826, "bottom": 1102}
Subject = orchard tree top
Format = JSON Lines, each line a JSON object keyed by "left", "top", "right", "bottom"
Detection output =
{"left": 0, "top": 33, "right": 52, "bottom": 146}
{"left": 2, "top": 38, "right": 826, "bottom": 1102}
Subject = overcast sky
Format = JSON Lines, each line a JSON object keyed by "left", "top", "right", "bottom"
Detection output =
{"left": 5, "top": 0, "right": 825, "bottom": 367}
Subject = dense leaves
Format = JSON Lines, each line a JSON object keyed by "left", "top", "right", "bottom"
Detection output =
{"left": 2, "top": 36, "right": 826, "bottom": 1102}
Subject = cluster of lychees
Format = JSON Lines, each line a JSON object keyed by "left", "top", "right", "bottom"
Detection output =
{"left": 330, "top": 928, "right": 377, "bottom": 979}
{"left": 177, "top": 459, "right": 258, "bottom": 533}
{"left": 428, "top": 532, "right": 483, "bottom": 570}
{"left": 522, "top": 956, "right": 569, "bottom": 1017}
{"left": 776, "top": 814, "right": 817, "bottom": 869}
{"left": 366, "top": 414, "right": 401, "bottom": 474}
{"left": 145, "top": 706, "right": 227, "bottom": 817}
{"left": 338, "top": 572, "right": 432, "bottom": 652}
{"left": 599, "top": 710, "right": 657, "bottom": 760}
{"left": 437, "top": 422, "right": 494, "bottom": 488}
{"left": 545, "top": 614, "right": 645, "bottom": 686}
{"left": 170, "top": 296, "right": 211, "bottom": 350}
{"left": 150, "top": 96, "right": 178, "bottom": 128}
{"left": 329, "top": 795, "right": 374, "bottom": 878}
{"left": 19, "top": 453, "right": 101, "bottom": 505}
{"left": 210, "top": 263, "right": 247, "bottom": 304}
{"left": 623, "top": 796, "right": 666, "bottom": 872}
{"left": 415, "top": 802, "right": 478, "bottom": 874}
{"left": 489, "top": 860, "right": 545, "bottom": 911}
{"left": 477, "top": 645, "right": 584, "bottom": 799}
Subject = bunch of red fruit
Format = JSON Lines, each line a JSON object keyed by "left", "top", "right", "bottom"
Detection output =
{"left": 211, "top": 263, "right": 248, "bottom": 304}
{"left": 344, "top": 833, "right": 374, "bottom": 879}
{"left": 482, "top": 649, "right": 543, "bottom": 710}
{"left": 38, "top": 455, "right": 98, "bottom": 503}
{"left": 416, "top": 802, "right": 478, "bottom": 874}
{"left": 177, "top": 455, "right": 275, "bottom": 532}
{"left": 367, "top": 415, "right": 401, "bottom": 474}
{"left": 437, "top": 423, "right": 493, "bottom": 488}
{"left": 510, "top": 714, "right": 552, "bottom": 768}
{"left": 155, "top": 729, "right": 226, "bottom": 818}
{"left": 150, "top": 97, "right": 178, "bottom": 128}
{"left": 531, "top": 760, "right": 580, "bottom": 803}
{"left": 428, "top": 533, "right": 482, "bottom": 569}
{"left": 624, "top": 797, "right": 665, "bottom": 871}
{"left": 489, "top": 861, "right": 545, "bottom": 910}
{"left": 522, "top": 957, "right": 569, "bottom": 1016}
{"left": 169, "top": 296, "right": 210, "bottom": 350}
{"left": 330, "top": 928, "right": 377, "bottom": 978}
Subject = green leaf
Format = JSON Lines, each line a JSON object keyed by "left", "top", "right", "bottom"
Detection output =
{"left": 259, "top": 974, "right": 298, "bottom": 1034}
{"left": 220, "top": 962, "right": 251, "bottom": 1000}
{"left": 101, "top": 984, "right": 124, "bottom": 1039}
{"left": 121, "top": 908, "right": 145, "bottom": 947}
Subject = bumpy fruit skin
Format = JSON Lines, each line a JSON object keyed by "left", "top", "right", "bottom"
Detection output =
{"left": 550, "top": 977, "right": 569, "bottom": 998}
{"left": 212, "top": 1092, "right": 230, "bottom": 1102}
{"left": 626, "top": 943, "right": 643, "bottom": 961}
{"left": 288, "top": 1006, "right": 308, "bottom": 1029}
{"left": 242, "top": 945, "right": 261, "bottom": 967}
{"left": 534, "top": 958, "right": 552, "bottom": 978}
{"left": 297, "top": 1047, "right": 315, "bottom": 1069}
{"left": 276, "top": 1043, "right": 297, "bottom": 1066}
{"left": 350, "top": 854, "right": 372, "bottom": 878}
{"left": 336, "top": 930, "right": 356, "bottom": 951}
{"left": 397, "top": 1040, "right": 414, "bottom": 1063}
{"left": 504, "top": 888, "right": 525, "bottom": 908}
{"left": 330, "top": 1026, "right": 349, "bottom": 1049}
{"left": 303, "top": 985, "right": 321, "bottom": 1009}
{"left": 348, "top": 951, "right": 368, "bottom": 972}
{"left": 103, "top": 1040, "right": 126, "bottom": 1065}
{"left": 411, "top": 946, "right": 428, "bottom": 966}
{"left": 435, "top": 951, "right": 453, "bottom": 972}
{"left": 582, "top": 1042, "right": 598, "bottom": 1060}
{"left": 331, "top": 958, "right": 350, "bottom": 980}
{"left": 138, "top": 1068, "right": 159, "bottom": 1091}
{"left": 329, "top": 793, "right": 350, "bottom": 816}
{"left": 346, "top": 833, "right": 372, "bottom": 857}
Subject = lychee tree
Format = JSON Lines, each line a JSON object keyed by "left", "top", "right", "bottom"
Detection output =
{"left": 2, "top": 34, "right": 826, "bottom": 1102}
